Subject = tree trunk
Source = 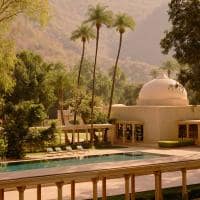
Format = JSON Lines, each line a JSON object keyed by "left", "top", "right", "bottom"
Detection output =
{"left": 107, "top": 33, "right": 123, "bottom": 120}
{"left": 59, "top": 87, "right": 65, "bottom": 126}
{"left": 91, "top": 26, "right": 100, "bottom": 144}
{"left": 73, "top": 41, "right": 86, "bottom": 125}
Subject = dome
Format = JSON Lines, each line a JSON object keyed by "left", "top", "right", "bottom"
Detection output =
{"left": 137, "top": 74, "right": 189, "bottom": 106}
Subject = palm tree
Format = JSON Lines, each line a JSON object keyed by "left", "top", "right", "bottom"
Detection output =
{"left": 160, "top": 59, "right": 181, "bottom": 78}
{"left": 71, "top": 24, "right": 95, "bottom": 125}
{"left": 107, "top": 13, "right": 135, "bottom": 119}
{"left": 54, "top": 71, "right": 69, "bottom": 126}
{"left": 85, "top": 3, "right": 113, "bottom": 142}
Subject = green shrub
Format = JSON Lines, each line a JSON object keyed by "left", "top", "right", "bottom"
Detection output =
{"left": 158, "top": 139, "right": 194, "bottom": 148}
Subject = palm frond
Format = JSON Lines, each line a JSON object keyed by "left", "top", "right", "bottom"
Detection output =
{"left": 70, "top": 24, "right": 95, "bottom": 42}
{"left": 113, "top": 13, "right": 135, "bottom": 33}
{"left": 85, "top": 3, "right": 113, "bottom": 28}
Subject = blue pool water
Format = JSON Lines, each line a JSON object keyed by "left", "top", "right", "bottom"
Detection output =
{"left": 0, "top": 152, "right": 168, "bottom": 172}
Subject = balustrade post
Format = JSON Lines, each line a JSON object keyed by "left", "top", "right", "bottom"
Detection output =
{"left": 0, "top": 189, "right": 4, "bottom": 200}
{"left": 71, "top": 180, "right": 75, "bottom": 200}
{"left": 56, "top": 182, "right": 64, "bottom": 200}
{"left": 17, "top": 186, "right": 26, "bottom": 200}
{"left": 92, "top": 178, "right": 98, "bottom": 200}
{"left": 182, "top": 168, "right": 188, "bottom": 200}
{"left": 154, "top": 171, "right": 162, "bottom": 200}
{"left": 102, "top": 177, "right": 107, "bottom": 200}
{"left": 131, "top": 174, "right": 135, "bottom": 200}
{"left": 124, "top": 174, "right": 130, "bottom": 200}
{"left": 37, "top": 184, "right": 41, "bottom": 200}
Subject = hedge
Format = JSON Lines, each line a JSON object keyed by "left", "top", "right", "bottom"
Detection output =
{"left": 158, "top": 139, "right": 194, "bottom": 148}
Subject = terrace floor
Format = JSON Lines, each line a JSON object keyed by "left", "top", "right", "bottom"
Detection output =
{"left": 3, "top": 145, "right": 200, "bottom": 200}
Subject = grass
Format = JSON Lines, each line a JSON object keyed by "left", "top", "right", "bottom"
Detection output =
{"left": 87, "top": 184, "right": 200, "bottom": 200}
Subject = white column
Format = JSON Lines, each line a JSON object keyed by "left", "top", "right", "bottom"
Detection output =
{"left": 123, "top": 123, "right": 126, "bottom": 144}
{"left": 186, "top": 124, "right": 189, "bottom": 138}
{"left": 132, "top": 124, "right": 135, "bottom": 144}
{"left": 198, "top": 124, "right": 200, "bottom": 144}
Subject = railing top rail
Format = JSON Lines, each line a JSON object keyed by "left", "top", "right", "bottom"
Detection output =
{"left": 0, "top": 154, "right": 200, "bottom": 189}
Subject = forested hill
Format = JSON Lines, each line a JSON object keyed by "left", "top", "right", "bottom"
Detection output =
{"left": 10, "top": 0, "right": 170, "bottom": 83}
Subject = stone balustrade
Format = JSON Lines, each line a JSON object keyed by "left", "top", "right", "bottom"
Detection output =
{"left": 0, "top": 155, "right": 200, "bottom": 200}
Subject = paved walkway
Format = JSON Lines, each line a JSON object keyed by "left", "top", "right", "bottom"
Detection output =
{"left": 3, "top": 146, "right": 200, "bottom": 200}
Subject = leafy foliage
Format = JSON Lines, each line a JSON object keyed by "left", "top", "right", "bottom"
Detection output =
{"left": 0, "top": 39, "right": 15, "bottom": 95}
{"left": 26, "top": 122, "right": 56, "bottom": 152}
{"left": 0, "top": 0, "right": 50, "bottom": 26}
{"left": 3, "top": 101, "right": 46, "bottom": 158}
{"left": 161, "top": 0, "right": 200, "bottom": 66}
{"left": 161, "top": 0, "right": 200, "bottom": 104}
{"left": 6, "top": 51, "right": 56, "bottom": 110}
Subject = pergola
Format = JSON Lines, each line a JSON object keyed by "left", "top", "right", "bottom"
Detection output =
{"left": 115, "top": 120, "right": 144, "bottom": 144}
{"left": 61, "top": 124, "right": 115, "bottom": 144}
{"left": 178, "top": 120, "right": 200, "bottom": 144}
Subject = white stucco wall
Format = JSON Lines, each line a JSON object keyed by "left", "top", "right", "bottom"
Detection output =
{"left": 111, "top": 105, "right": 200, "bottom": 143}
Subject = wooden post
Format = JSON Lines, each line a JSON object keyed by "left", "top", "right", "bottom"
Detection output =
{"left": 56, "top": 182, "right": 64, "bottom": 200}
{"left": 154, "top": 171, "right": 162, "bottom": 200}
{"left": 0, "top": 189, "right": 4, "bottom": 200}
{"left": 37, "top": 184, "right": 41, "bottom": 200}
{"left": 131, "top": 174, "right": 135, "bottom": 200}
{"left": 17, "top": 186, "right": 26, "bottom": 200}
{"left": 182, "top": 169, "right": 188, "bottom": 200}
{"left": 124, "top": 174, "right": 130, "bottom": 200}
{"left": 102, "top": 177, "right": 107, "bottom": 200}
{"left": 92, "top": 178, "right": 98, "bottom": 200}
{"left": 71, "top": 180, "right": 75, "bottom": 200}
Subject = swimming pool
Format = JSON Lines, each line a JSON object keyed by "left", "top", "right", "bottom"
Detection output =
{"left": 0, "top": 152, "right": 168, "bottom": 172}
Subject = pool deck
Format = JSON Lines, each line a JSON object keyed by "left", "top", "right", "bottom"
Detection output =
{"left": 2, "top": 145, "right": 200, "bottom": 199}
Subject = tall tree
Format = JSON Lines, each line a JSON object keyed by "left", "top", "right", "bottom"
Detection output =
{"left": 160, "top": 0, "right": 200, "bottom": 103}
{"left": 71, "top": 24, "right": 95, "bottom": 125}
{"left": 107, "top": 13, "right": 135, "bottom": 119}
{"left": 85, "top": 3, "right": 113, "bottom": 142}
{"left": 48, "top": 63, "right": 72, "bottom": 126}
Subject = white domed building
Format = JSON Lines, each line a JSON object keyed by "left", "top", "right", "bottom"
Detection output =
{"left": 111, "top": 74, "right": 200, "bottom": 144}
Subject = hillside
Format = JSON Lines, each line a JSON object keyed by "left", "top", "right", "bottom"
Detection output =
{"left": 9, "top": 0, "right": 170, "bottom": 83}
